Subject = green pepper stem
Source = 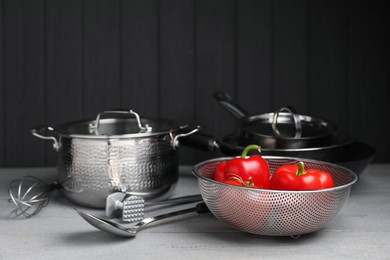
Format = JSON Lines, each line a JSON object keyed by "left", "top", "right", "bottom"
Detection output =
{"left": 241, "top": 144, "right": 261, "bottom": 158}
{"left": 226, "top": 174, "right": 254, "bottom": 187}
{"left": 296, "top": 161, "right": 306, "bottom": 176}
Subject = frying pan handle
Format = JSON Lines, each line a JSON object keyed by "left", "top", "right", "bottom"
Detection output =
{"left": 213, "top": 92, "right": 249, "bottom": 119}
{"left": 179, "top": 131, "right": 219, "bottom": 152}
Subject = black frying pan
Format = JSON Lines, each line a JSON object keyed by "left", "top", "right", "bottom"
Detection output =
{"left": 181, "top": 130, "right": 375, "bottom": 176}
{"left": 213, "top": 92, "right": 338, "bottom": 149}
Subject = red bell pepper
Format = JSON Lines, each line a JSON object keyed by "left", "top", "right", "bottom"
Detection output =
{"left": 270, "top": 161, "right": 334, "bottom": 190}
{"left": 214, "top": 144, "right": 270, "bottom": 188}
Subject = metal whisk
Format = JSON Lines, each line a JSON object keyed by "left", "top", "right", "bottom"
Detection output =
{"left": 8, "top": 176, "right": 58, "bottom": 218}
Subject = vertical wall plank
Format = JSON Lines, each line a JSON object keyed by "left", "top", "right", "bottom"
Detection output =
{"left": 196, "top": 0, "right": 236, "bottom": 135}
{"left": 159, "top": 0, "right": 194, "bottom": 122}
{"left": 195, "top": 0, "right": 237, "bottom": 161}
{"left": 347, "top": 0, "right": 390, "bottom": 162}
{"left": 237, "top": 0, "right": 273, "bottom": 114}
{"left": 308, "top": 0, "right": 348, "bottom": 130}
{"left": 45, "top": 0, "right": 83, "bottom": 165}
{"left": 0, "top": 0, "right": 4, "bottom": 165}
{"left": 121, "top": 0, "right": 159, "bottom": 116}
{"left": 273, "top": 0, "right": 309, "bottom": 111}
{"left": 4, "top": 0, "right": 45, "bottom": 166}
{"left": 159, "top": 0, "right": 197, "bottom": 164}
{"left": 83, "top": 0, "right": 121, "bottom": 118}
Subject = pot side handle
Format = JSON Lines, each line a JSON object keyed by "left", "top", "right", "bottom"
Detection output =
{"left": 178, "top": 131, "right": 219, "bottom": 152}
{"left": 172, "top": 126, "right": 201, "bottom": 150}
{"left": 31, "top": 126, "right": 60, "bottom": 151}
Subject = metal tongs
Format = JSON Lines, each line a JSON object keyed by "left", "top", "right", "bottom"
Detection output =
{"left": 76, "top": 202, "right": 209, "bottom": 238}
{"left": 105, "top": 192, "right": 203, "bottom": 222}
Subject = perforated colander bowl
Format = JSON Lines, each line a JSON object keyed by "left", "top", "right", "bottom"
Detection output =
{"left": 193, "top": 156, "right": 358, "bottom": 237}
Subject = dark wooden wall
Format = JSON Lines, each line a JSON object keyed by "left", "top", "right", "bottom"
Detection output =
{"left": 0, "top": 0, "right": 389, "bottom": 167}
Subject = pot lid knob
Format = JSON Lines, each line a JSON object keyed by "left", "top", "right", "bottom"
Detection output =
{"left": 272, "top": 106, "right": 302, "bottom": 138}
{"left": 88, "top": 109, "right": 153, "bottom": 134}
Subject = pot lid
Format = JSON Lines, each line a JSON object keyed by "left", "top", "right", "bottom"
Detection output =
{"left": 244, "top": 107, "right": 337, "bottom": 140}
{"left": 53, "top": 110, "right": 180, "bottom": 138}
{"left": 245, "top": 114, "right": 334, "bottom": 139}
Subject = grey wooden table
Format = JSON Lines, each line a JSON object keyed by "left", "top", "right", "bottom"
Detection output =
{"left": 1, "top": 165, "right": 389, "bottom": 259}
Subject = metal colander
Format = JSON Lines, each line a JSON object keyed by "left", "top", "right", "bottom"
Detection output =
{"left": 193, "top": 156, "right": 358, "bottom": 237}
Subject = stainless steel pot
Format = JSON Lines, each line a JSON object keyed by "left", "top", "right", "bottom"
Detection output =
{"left": 31, "top": 110, "right": 199, "bottom": 208}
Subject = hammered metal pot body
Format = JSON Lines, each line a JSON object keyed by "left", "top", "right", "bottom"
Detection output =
{"left": 57, "top": 134, "right": 178, "bottom": 208}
